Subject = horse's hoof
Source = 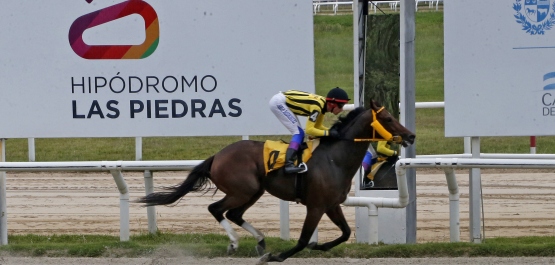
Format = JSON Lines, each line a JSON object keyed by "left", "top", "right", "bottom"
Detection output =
{"left": 256, "top": 253, "right": 271, "bottom": 265}
{"left": 227, "top": 243, "right": 237, "bottom": 255}
{"left": 307, "top": 242, "right": 318, "bottom": 250}
{"left": 255, "top": 244, "right": 265, "bottom": 256}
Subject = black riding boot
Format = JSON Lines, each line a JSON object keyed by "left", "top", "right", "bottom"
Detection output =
{"left": 362, "top": 158, "right": 377, "bottom": 188}
{"left": 284, "top": 148, "right": 303, "bottom": 174}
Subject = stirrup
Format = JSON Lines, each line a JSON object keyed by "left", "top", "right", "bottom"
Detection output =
{"left": 298, "top": 162, "right": 308, "bottom": 173}
{"left": 284, "top": 162, "right": 308, "bottom": 174}
{"left": 363, "top": 180, "right": 374, "bottom": 189}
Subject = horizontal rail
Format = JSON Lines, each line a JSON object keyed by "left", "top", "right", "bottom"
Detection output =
{"left": 399, "top": 157, "right": 555, "bottom": 170}
{"left": 0, "top": 160, "right": 203, "bottom": 172}
{"left": 417, "top": 153, "right": 555, "bottom": 159}
{"left": 0, "top": 160, "right": 207, "bottom": 245}
{"left": 344, "top": 101, "right": 444, "bottom": 111}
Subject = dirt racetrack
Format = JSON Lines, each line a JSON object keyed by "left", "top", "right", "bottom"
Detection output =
{"left": 1, "top": 257, "right": 555, "bottom": 265}
{"left": 4, "top": 169, "right": 555, "bottom": 243}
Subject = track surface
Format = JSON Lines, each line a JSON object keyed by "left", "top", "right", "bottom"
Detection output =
{"left": 1, "top": 257, "right": 555, "bottom": 265}
{"left": 3, "top": 170, "right": 555, "bottom": 264}
{"left": 5, "top": 171, "right": 555, "bottom": 242}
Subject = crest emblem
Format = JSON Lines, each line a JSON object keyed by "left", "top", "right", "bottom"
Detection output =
{"left": 514, "top": 0, "right": 555, "bottom": 35}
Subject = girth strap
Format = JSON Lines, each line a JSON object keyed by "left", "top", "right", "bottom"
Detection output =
{"left": 294, "top": 146, "right": 306, "bottom": 203}
{"left": 294, "top": 172, "right": 304, "bottom": 203}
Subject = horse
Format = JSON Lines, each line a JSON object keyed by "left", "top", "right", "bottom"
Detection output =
{"left": 136, "top": 100, "right": 415, "bottom": 264}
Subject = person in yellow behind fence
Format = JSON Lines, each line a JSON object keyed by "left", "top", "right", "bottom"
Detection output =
{"left": 376, "top": 140, "right": 398, "bottom": 158}
{"left": 361, "top": 140, "right": 399, "bottom": 188}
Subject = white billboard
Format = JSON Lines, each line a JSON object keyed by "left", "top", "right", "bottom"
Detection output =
{"left": 0, "top": 0, "right": 314, "bottom": 138}
{"left": 445, "top": 0, "right": 555, "bottom": 137}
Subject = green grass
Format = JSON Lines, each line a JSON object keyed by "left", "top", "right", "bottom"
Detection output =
{"left": 314, "top": 15, "right": 354, "bottom": 96}
{"left": 3, "top": 233, "right": 555, "bottom": 258}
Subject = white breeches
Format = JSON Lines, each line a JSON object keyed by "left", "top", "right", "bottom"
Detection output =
{"left": 269, "top": 92, "right": 301, "bottom": 135}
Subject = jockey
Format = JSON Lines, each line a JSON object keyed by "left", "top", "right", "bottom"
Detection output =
{"left": 361, "top": 145, "right": 378, "bottom": 182}
{"left": 362, "top": 140, "right": 399, "bottom": 186}
{"left": 269, "top": 87, "right": 350, "bottom": 174}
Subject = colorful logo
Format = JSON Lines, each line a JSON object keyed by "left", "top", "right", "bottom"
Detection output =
{"left": 513, "top": 0, "right": 555, "bottom": 35}
{"left": 69, "top": 0, "right": 159, "bottom": 59}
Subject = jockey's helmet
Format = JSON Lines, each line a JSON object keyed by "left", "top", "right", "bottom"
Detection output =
{"left": 326, "top": 87, "right": 350, "bottom": 104}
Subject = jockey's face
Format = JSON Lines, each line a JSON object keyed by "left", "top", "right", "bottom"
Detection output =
{"left": 327, "top": 102, "right": 344, "bottom": 115}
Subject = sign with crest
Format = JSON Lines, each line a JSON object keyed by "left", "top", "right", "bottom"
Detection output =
{"left": 444, "top": 0, "right": 555, "bottom": 137}
{"left": 513, "top": 0, "right": 555, "bottom": 35}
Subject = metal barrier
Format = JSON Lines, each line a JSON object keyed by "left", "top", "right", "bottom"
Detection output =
{"left": 0, "top": 160, "right": 201, "bottom": 245}
{"left": 396, "top": 157, "right": 555, "bottom": 243}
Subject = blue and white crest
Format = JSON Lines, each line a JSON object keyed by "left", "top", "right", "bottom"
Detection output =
{"left": 514, "top": 0, "right": 555, "bottom": 35}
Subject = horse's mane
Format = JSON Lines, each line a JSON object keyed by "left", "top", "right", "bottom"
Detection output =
{"left": 330, "top": 107, "right": 366, "bottom": 131}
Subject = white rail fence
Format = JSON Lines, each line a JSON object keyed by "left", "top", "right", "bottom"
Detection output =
{"left": 312, "top": 0, "right": 443, "bottom": 15}
{"left": 0, "top": 160, "right": 202, "bottom": 245}
{"left": 2, "top": 156, "right": 554, "bottom": 245}
{"left": 395, "top": 157, "right": 555, "bottom": 243}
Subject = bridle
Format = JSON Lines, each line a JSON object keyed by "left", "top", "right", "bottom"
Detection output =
{"left": 353, "top": 106, "right": 403, "bottom": 144}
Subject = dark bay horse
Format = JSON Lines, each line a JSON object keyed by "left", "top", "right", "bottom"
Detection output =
{"left": 137, "top": 100, "right": 415, "bottom": 264}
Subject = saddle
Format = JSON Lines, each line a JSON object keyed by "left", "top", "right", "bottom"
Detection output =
{"left": 262, "top": 139, "right": 319, "bottom": 175}
{"left": 367, "top": 155, "right": 399, "bottom": 181}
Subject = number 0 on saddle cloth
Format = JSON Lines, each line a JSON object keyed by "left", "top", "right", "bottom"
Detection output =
{"left": 263, "top": 139, "right": 319, "bottom": 175}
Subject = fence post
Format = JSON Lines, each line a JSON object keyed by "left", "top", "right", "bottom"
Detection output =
{"left": 135, "top": 137, "right": 142, "bottom": 161}
{"left": 28, "top": 138, "right": 35, "bottom": 162}
{"left": 530, "top": 136, "right": 536, "bottom": 154}
{"left": 0, "top": 139, "right": 7, "bottom": 245}
{"left": 144, "top": 170, "right": 157, "bottom": 234}
{"left": 110, "top": 170, "right": 130, "bottom": 241}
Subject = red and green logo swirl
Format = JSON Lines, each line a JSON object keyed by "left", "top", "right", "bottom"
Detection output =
{"left": 69, "top": 0, "right": 159, "bottom": 60}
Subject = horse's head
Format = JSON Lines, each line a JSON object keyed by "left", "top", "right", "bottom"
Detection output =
{"left": 329, "top": 100, "right": 415, "bottom": 147}
{"left": 369, "top": 99, "right": 415, "bottom": 147}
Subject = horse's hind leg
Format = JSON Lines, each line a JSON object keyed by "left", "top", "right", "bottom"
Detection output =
{"left": 225, "top": 188, "right": 266, "bottom": 256}
{"left": 208, "top": 196, "right": 248, "bottom": 255}
{"left": 260, "top": 207, "right": 325, "bottom": 263}
{"left": 307, "top": 204, "right": 351, "bottom": 251}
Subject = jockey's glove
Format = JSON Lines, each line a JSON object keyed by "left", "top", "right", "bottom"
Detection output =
{"left": 329, "top": 129, "right": 341, "bottom": 139}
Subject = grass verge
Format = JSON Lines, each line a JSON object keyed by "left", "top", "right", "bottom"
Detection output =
{"left": 2, "top": 233, "right": 555, "bottom": 258}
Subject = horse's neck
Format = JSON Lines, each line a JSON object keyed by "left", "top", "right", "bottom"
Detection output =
{"left": 333, "top": 111, "right": 375, "bottom": 175}
{"left": 316, "top": 139, "right": 369, "bottom": 178}
{"left": 343, "top": 111, "right": 374, "bottom": 140}
{"left": 310, "top": 109, "right": 375, "bottom": 180}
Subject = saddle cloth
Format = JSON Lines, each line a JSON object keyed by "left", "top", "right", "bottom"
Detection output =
{"left": 368, "top": 158, "right": 388, "bottom": 181}
{"left": 263, "top": 139, "right": 319, "bottom": 175}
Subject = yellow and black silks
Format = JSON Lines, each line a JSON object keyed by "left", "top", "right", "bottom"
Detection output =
{"left": 263, "top": 139, "right": 319, "bottom": 175}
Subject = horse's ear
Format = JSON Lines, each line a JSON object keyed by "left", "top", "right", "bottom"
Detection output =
{"left": 369, "top": 99, "right": 380, "bottom": 110}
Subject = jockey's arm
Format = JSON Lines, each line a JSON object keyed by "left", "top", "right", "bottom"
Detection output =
{"left": 304, "top": 108, "right": 328, "bottom": 137}
{"left": 377, "top": 141, "right": 397, "bottom": 156}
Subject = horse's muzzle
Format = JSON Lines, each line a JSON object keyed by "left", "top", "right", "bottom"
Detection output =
{"left": 402, "top": 134, "right": 416, "bottom": 147}
{"left": 394, "top": 134, "right": 415, "bottom": 147}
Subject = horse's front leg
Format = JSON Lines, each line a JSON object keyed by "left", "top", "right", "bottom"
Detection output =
{"left": 258, "top": 207, "right": 325, "bottom": 264}
{"left": 306, "top": 204, "right": 351, "bottom": 251}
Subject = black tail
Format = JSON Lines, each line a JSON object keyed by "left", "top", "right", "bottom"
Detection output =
{"left": 136, "top": 156, "right": 215, "bottom": 206}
